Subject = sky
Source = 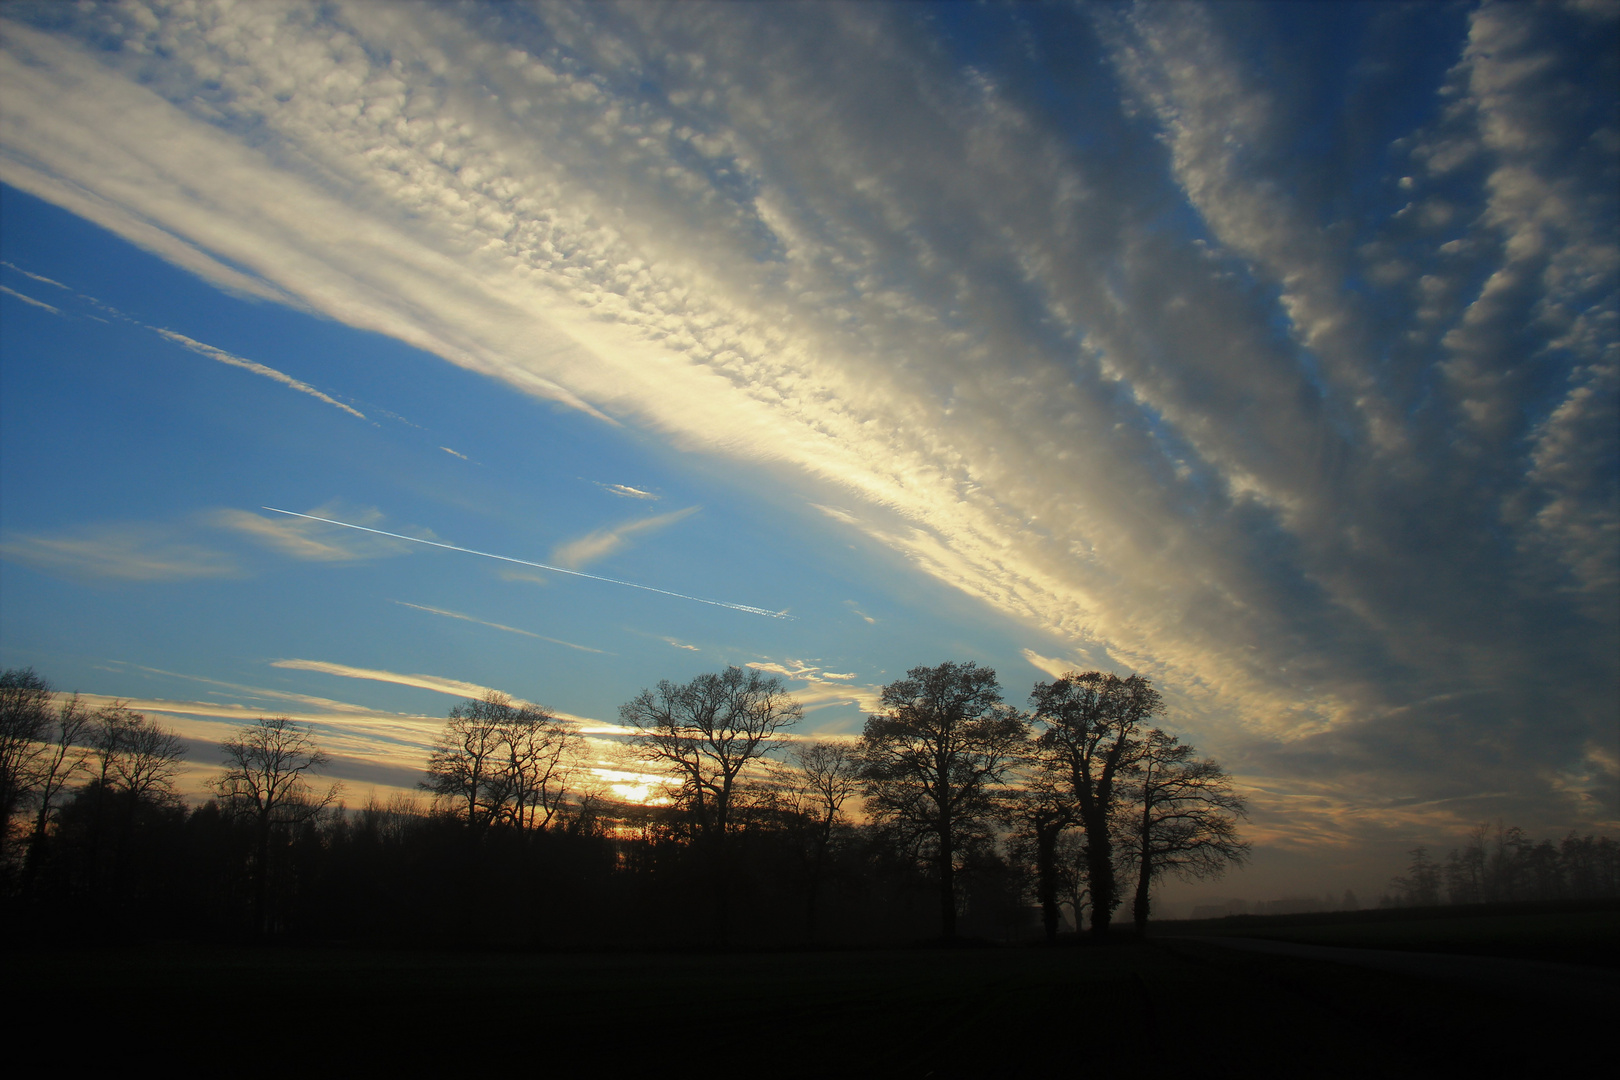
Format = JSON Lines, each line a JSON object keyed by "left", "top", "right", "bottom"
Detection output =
{"left": 1, "top": 0, "right": 1615, "bottom": 908}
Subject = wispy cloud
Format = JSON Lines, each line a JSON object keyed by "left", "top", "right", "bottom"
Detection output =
{"left": 1, "top": 260, "right": 69, "bottom": 289}
{"left": 271, "top": 659, "right": 506, "bottom": 703}
{"left": 209, "top": 509, "right": 365, "bottom": 562}
{"left": 551, "top": 506, "right": 700, "bottom": 570}
{"left": 440, "top": 446, "right": 469, "bottom": 461}
{"left": 843, "top": 601, "right": 877, "bottom": 626}
{"left": 262, "top": 506, "right": 791, "bottom": 619}
{"left": 210, "top": 504, "right": 417, "bottom": 562}
{"left": 1021, "top": 649, "right": 1076, "bottom": 682}
{"left": 747, "top": 659, "right": 885, "bottom": 715}
{"left": 595, "top": 482, "right": 660, "bottom": 501}
{"left": 266, "top": 658, "right": 617, "bottom": 737}
{"left": 153, "top": 328, "right": 366, "bottom": 420}
{"left": 1, "top": 284, "right": 61, "bottom": 313}
{"left": 393, "top": 600, "right": 607, "bottom": 654}
{"left": 0, "top": 524, "right": 237, "bottom": 582}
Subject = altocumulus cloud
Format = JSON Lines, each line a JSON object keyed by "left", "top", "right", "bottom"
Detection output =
{"left": 0, "top": 1, "right": 1614, "bottom": 839}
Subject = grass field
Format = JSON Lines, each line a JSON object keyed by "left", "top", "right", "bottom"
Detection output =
{"left": 1158, "top": 897, "right": 1620, "bottom": 966}
{"left": 6, "top": 911, "right": 1615, "bottom": 1078}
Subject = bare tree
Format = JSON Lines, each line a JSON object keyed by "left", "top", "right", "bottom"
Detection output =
{"left": 424, "top": 693, "right": 579, "bottom": 832}
{"left": 1120, "top": 728, "right": 1248, "bottom": 936}
{"left": 216, "top": 716, "right": 341, "bottom": 934}
{"left": 622, "top": 667, "right": 800, "bottom": 945}
{"left": 620, "top": 667, "right": 801, "bottom": 841}
{"left": 21, "top": 694, "right": 91, "bottom": 885}
{"left": 855, "top": 662, "right": 1029, "bottom": 940}
{"left": 109, "top": 708, "right": 187, "bottom": 805}
{"left": 1029, "top": 671, "right": 1159, "bottom": 938}
{"left": 81, "top": 702, "right": 186, "bottom": 807}
{"left": 78, "top": 702, "right": 185, "bottom": 884}
{"left": 793, "top": 740, "right": 860, "bottom": 943}
{"left": 1, "top": 668, "right": 55, "bottom": 846}
{"left": 498, "top": 706, "right": 578, "bottom": 831}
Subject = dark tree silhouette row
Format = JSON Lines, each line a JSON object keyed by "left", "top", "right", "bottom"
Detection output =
{"left": 3, "top": 663, "right": 1247, "bottom": 945}
{"left": 1386, "top": 823, "right": 1620, "bottom": 908}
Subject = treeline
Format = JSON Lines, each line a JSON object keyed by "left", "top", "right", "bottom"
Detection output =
{"left": 2, "top": 662, "right": 1247, "bottom": 947}
{"left": 1385, "top": 823, "right": 1620, "bottom": 908}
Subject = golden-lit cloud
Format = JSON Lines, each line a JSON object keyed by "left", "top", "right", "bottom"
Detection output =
{"left": 551, "top": 506, "right": 700, "bottom": 570}
{"left": 210, "top": 509, "right": 363, "bottom": 562}
{"left": 0, "top": 524, "right": 237, "bottom": 582}
{"left": 210, "top": 504, "right": 419, "bottom": 562}
{"left": 1021, "top": 649, "right": 1077, "bottom": 682}
{"left": 271, "top": 659, "right": 506, "bottom": 702}
{"left": 595, "top": 482, "right": 660, "bottom": 500}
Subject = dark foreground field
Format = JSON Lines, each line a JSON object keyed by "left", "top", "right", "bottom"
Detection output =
{"left": 6, "top": 905, "right": 1615, "bottom": 1078}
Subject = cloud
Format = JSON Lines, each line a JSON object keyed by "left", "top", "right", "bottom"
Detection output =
{"left": 843, "top": 601, "right": 877, "bottom": 626}
{"left": 1, "top": 260, "right": 69, "bottom": 289}
{"left": 392, "top": 600, "right": 608, "bottom": 653}
{"left": 1, "top": 284, "right": 61, "bottom": 313}
{"left": 271, "top": 659, "right": 507, "bottom": 703}
{"left": 209, "top": 504, "right": 418, "bottom": 562}
{"left": 551, "top": 506, "right": 700, "bottom": 569}
{"left": 1021, "top": 649, "right": 1077, "bottom": 682}
{"left": 152, "top": 328, "right": 366, "bottom": 420}
{"left": 209, "top": 509, "right": 365, "bottom": 562}
{"left": 746, "top": 658, "right": 885, "bottom": 715}
{"left": 595, "top": 482, "right": 660, "bottom": 500}
{"left": 0, "top": 524, "right": 237, "bottom": 582}
{"left": 439, "top": 446, "right": 469, "bottom": 460}
{"left": 266, "top": 658, "right": 615, "bottom": 737}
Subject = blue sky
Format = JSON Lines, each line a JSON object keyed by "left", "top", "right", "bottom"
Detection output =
{"left": 1, "top": 0, "right": 1615, "bottom": 904}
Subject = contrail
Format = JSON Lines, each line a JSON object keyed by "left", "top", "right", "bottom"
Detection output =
{"left": 261, "top": 507, "right": 793, "bottom": 620}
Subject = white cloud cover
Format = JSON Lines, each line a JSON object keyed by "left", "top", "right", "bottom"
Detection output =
{"left": 1, "top": 1, "right": 1613, "bottom": 839}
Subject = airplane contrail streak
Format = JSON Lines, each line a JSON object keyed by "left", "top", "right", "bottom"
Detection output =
{"left": 260, "top": 507, "right": 793, "bottom": 620}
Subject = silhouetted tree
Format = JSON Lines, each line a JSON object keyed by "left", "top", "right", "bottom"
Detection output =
{"left": 1010, "top": 781, "right": 1076, "bottom": 943}
{"left": 93, "top": 703, "right": 186, "bottom": 806}
{"left": 1029, "top": 671, "right": 1159, "bottom": 938}
{"left": 1119, "top": 728, "right": 1248, "bottom": 935}
{"left": 793, "top": 740, "right": 860, "bottom": 943}
{"left": 423, "top": 693, "right": 579, "bottom": 833}
{"left": 855, "top": 662, "right": 1029, "bottom": 939}
{"left": 622, "top": 667, "right": 800, "bottom": 944}
{"left": 215, "top": 716, "right": 341, "bottom": 934}
{"left": 1389, "top": 847, "right": 1441, "bottom": 906}
{"left": 621, "top": 667, "right": 801, "bottom": 842}
{"left": 1, "top": 668, "right": 55, "bottom": 854}
{"left": 21, "top": 693, "right": 91, "bottom": 888}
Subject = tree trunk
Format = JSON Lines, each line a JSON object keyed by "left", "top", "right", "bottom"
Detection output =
{"left": 1036, "top": 820, "right": 1061, "bottom": 943}
{"left": 1083, "top": 809, "right": 1114, "bottom": 939}
{"left": 255, "top": 813, "right": 273, "bottom": 937}
{"left": 1133, "top": 848, "right": 1152, "bottom": 937}
{"left": 939, "top": 825, "right": 956, "bottom": 940}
